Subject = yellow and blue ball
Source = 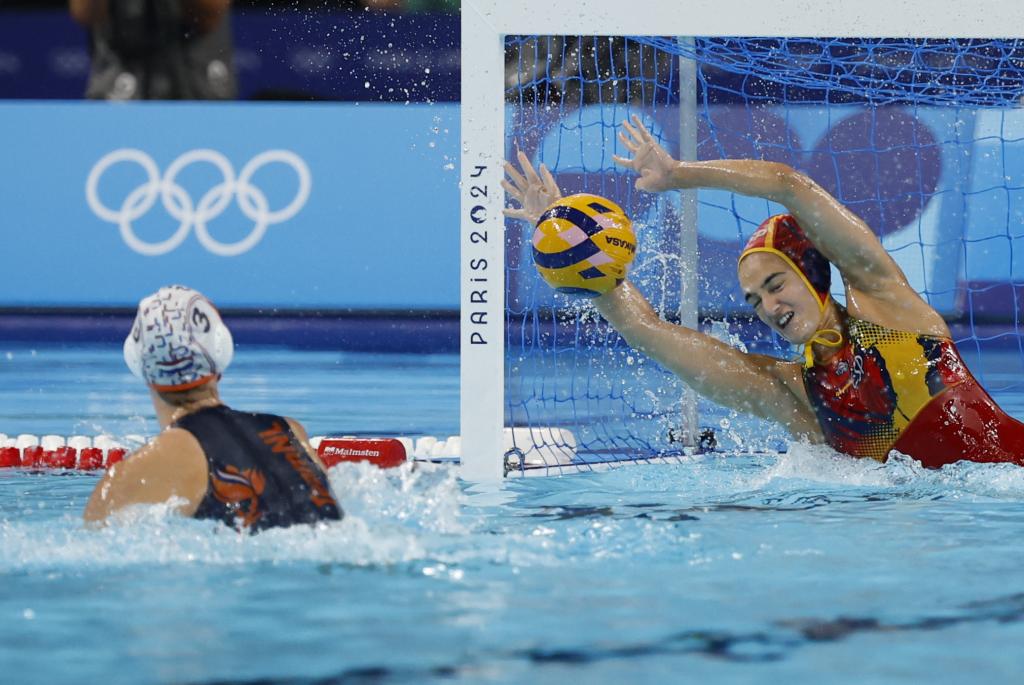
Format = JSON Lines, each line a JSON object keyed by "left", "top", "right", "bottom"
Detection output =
{"left": 532, "top": 194, "right": 636, "bottom": 298}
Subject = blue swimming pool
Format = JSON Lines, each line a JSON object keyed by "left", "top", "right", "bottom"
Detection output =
{"left": 3, "top": 342, "right": 1024, "bottom": 683}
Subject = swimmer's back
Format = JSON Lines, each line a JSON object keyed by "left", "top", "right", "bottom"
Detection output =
{"left": 174, "top": 405, "right": 342, "bottom": 531}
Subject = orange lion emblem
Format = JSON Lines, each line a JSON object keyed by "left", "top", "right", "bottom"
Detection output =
{"left": 209, "top": 465, "right": 266, "bottom": 529}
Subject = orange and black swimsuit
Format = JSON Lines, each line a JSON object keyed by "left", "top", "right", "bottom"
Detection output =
{"left": 802, "top": 317, "right": 1024, "bottom": 468}
{"left": 173, "top": 405, "right": 342, "bottom": 531}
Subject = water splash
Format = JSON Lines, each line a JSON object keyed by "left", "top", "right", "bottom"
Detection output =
{"left": 0, "top": 462, "right": 466, "bottom": 573}
{"left": 763, "top": 442, "right": 1024, "bottom": 500}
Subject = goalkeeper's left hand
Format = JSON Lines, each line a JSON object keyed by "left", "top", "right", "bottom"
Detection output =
{"left": 502, "top": 149, "right": 562, "bottom": 225}
{"left": 613, "top": 114, "right": 680, "bottom": 193}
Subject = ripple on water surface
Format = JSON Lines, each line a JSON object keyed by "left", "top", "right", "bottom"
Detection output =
{"left": 4, "top": 449, "right": 1024, "bottom": 684}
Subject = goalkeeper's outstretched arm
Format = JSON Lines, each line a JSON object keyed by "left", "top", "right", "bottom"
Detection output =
{"left": 594, "top": 282, "right": 821, "bottom": 439}
{"left": 503, "top": 151, "right": 822, "bottom": 441}
{"left": 612, "top": 115, "right": 948, "bottom": 337}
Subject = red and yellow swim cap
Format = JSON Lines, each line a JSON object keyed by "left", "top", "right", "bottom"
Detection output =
{"left": 738, "top": 214, "right": 832, "bottom": 311}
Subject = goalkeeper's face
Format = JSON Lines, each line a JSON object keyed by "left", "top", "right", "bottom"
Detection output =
{"left": 738, "top": 252, "right": 824, "bottom": 345}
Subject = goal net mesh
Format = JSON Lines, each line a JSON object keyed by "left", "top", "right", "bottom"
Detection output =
{"left": 503, "top": 35, "right": 1024, "bottom": 470}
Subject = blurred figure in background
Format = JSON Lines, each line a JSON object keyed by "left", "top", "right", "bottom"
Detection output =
{"left": 69, "top": 0, "right": 236, "bottom": 99}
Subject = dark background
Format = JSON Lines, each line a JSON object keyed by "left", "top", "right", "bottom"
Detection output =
{"left": 0, "top": 1, "right": 459, "bottom": 101}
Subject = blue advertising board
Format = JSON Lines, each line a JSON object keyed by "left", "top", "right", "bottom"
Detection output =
{"left": 0, "top": 101, "right": 459, "bottom": 309}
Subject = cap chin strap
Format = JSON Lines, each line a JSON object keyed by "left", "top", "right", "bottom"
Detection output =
{"left": 797, "top": 291, "right": 843, "bottom": 368}
{"left": 803, "top": 327, "right": 844, "bottom": 368}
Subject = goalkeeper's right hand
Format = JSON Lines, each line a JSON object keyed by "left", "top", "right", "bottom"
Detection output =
{"left": 502, "top": 149, "right": 562, "bottom": 225}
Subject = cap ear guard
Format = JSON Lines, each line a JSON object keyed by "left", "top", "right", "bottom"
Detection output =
{"left": 211, "top": 323, "right": 233, "bottom": 375}
{"left": 188, "top": 297, "right": 233, "bottom": 375}
{"left": 123, "top": 315, "right": 145, "bottom": 381}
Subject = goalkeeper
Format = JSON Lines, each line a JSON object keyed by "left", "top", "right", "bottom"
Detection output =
{"left": 503, "top": 116, "right": 1024, "bottom": 468}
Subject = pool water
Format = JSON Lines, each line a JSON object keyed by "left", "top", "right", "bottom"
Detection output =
{"left": 3, "top": 343, "right": 1024, "bottom": 683}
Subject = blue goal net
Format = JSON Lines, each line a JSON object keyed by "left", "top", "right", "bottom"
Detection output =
{"left": 503, "top": 35, "right": 1024, "bottom": 473}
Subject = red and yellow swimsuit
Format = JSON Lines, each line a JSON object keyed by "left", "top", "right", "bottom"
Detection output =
{"left": 802, "top": 317, "right": 1024, "bottom": 468}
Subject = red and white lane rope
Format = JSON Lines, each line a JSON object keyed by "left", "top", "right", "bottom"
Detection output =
{"left": 0, "top": 433, "right": 465, "bottom": 471}
{"left": 0, "top": 428, "right": 576, "bottom": 472}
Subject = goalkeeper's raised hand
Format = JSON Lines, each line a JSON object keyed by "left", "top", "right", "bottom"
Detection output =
{"left": 502, "top": 149, "right": 562, "bottom": 225}
{"left": 612, "top": 114, "right": 682, "bottom": 193}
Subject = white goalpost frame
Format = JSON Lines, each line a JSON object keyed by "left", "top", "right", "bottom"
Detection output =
{"left": 676, "top": 37, "right": 700, "bottom": 447}
{"left": 460, "top": 0, "right": 1024, "bottom": 481}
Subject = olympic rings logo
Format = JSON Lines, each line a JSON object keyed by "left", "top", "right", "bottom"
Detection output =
{"left": 86, "top": 148, "right": 312, "bottom": 256}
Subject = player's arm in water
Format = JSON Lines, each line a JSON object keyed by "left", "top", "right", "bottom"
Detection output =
{"left": 83, "top": 430, "right": 208, "bottom": 524}
{"left": 612, "top": 115, "right": 948, "bottom": 337}
{"left": 285, "top": 417, "right": 330, "bottom": 472}
{"left": 503, "top": 151, "right": 822, "bottom": 441}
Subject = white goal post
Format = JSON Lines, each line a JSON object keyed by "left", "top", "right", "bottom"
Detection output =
{"left": 459, "top": 0, "right": 1024, "bottom": 481}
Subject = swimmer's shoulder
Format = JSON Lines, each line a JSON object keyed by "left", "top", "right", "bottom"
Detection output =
{"left": 151, "top": 430, "right": 208, "bottom": 501}
{"left": 282, "top": 416, "right": 329, "bottom": 472}
{"left": 84, "top": 429, "right": 208, "bottom": 523}
{"left": 145, "top": 427, "right": 209, "bottom": 474}
{"left": 843, "top": 282, "right": 950, "bottom": 338}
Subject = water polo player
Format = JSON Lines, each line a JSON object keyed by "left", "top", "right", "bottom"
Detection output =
{"left": 84, "top": 285, "right": 342, "bottom": 530}
{"left": 503, "top": 117, "right": 1024, "bottom": 468}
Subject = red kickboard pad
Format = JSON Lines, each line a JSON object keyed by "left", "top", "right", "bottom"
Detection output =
{"left": 318, "top": 438, "right": 406, "bottom": 469}
{"left": 79, "top": 448, "right": 105, "bottom": 471}
{"left": 0, "top": 447, "right": 20, "bottom": 468}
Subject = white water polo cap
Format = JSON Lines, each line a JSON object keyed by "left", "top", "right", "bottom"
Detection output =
{"left": 124, "top": 286, "right": 234, "bottom": 391}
